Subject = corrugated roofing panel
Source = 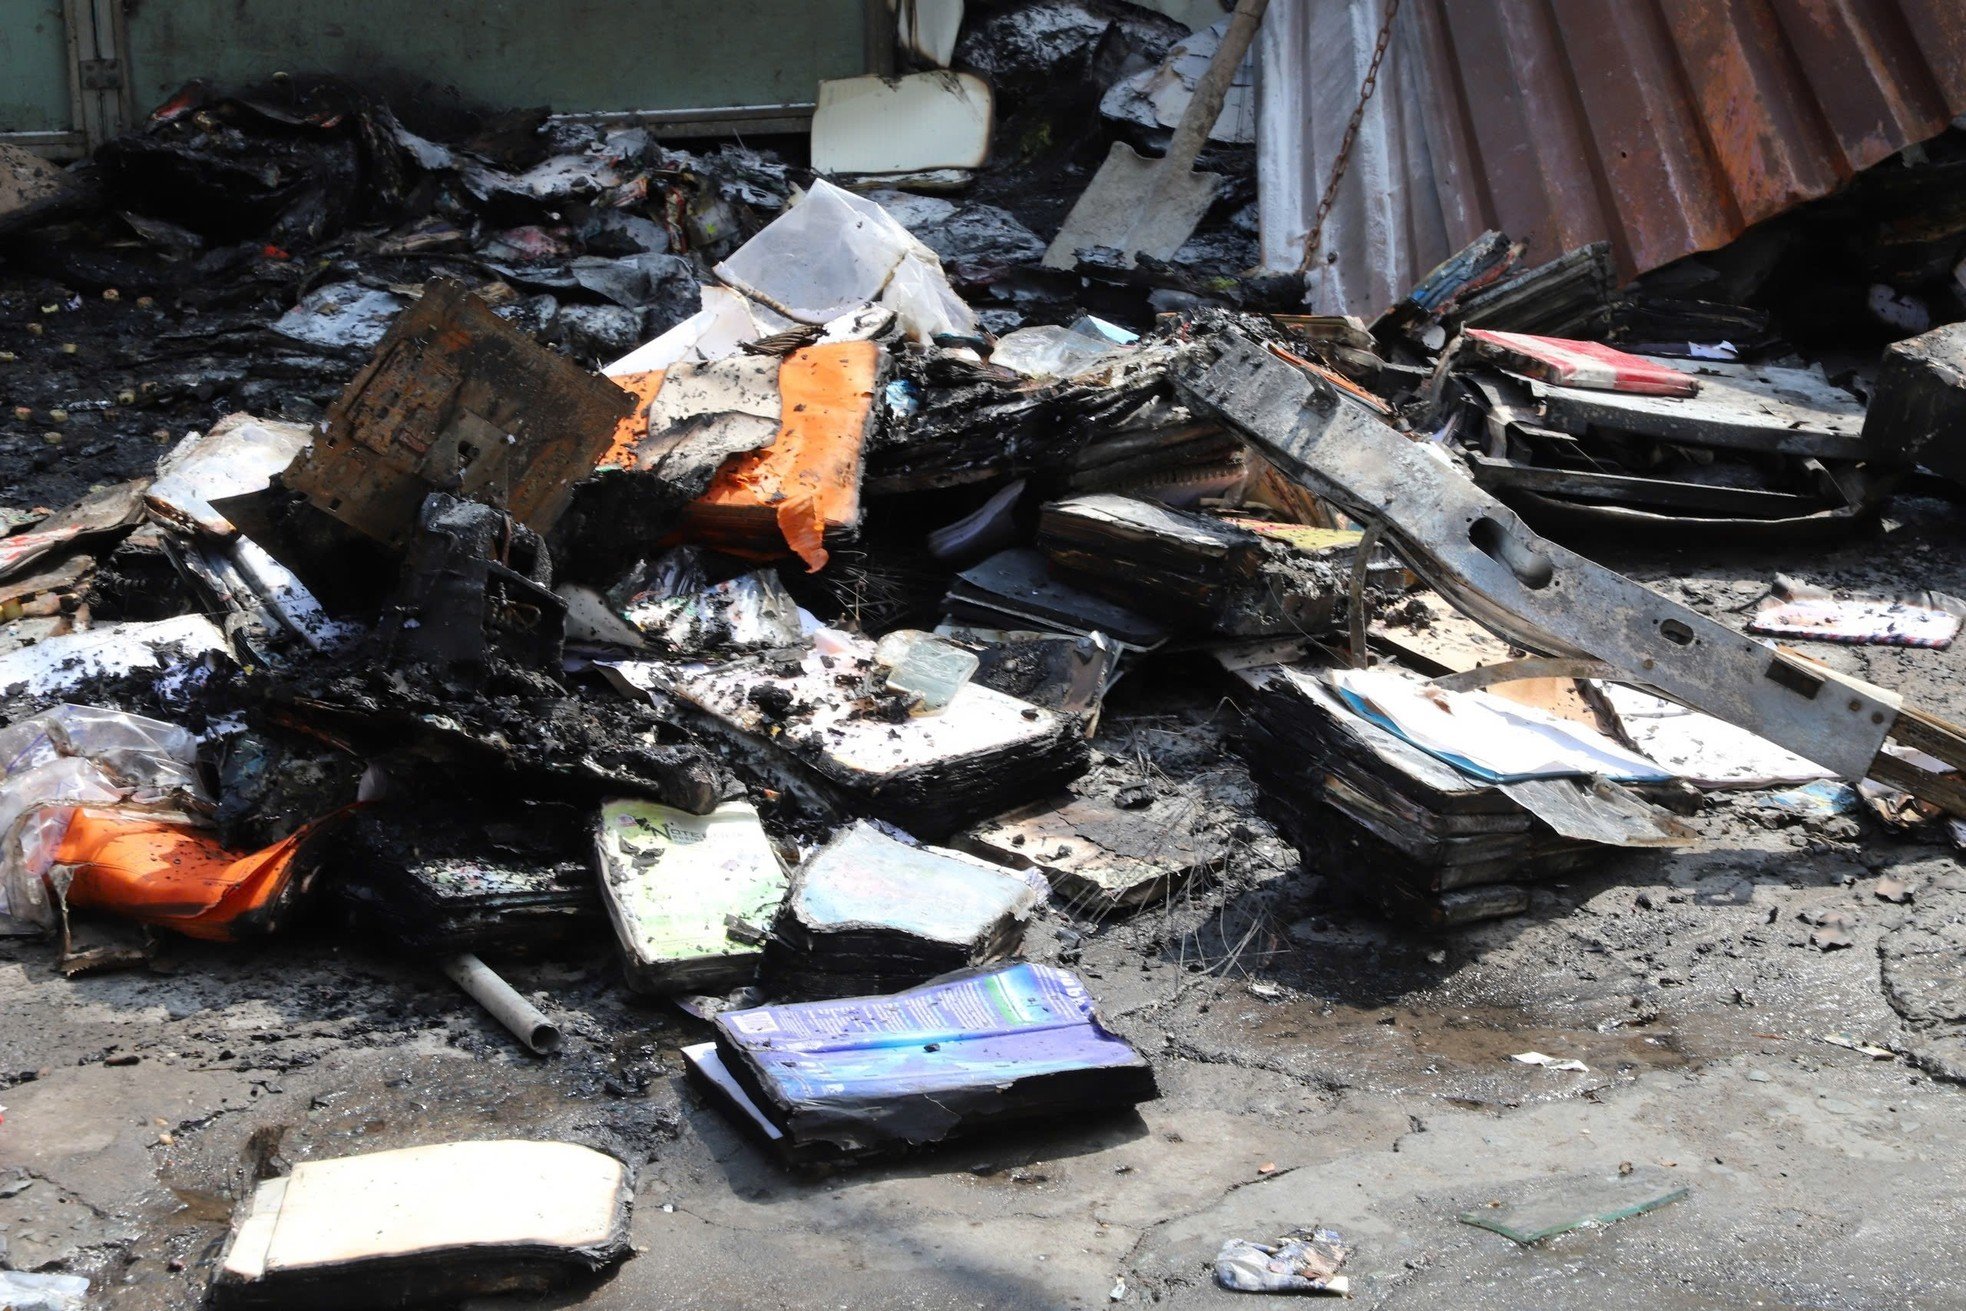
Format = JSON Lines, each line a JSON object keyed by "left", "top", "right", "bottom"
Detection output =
{"left": 1261, "top": 0, "right": 1966, "bottom": 316}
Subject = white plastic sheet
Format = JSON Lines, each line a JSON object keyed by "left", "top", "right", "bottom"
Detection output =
{"left": 607, "top": 181, "right": 977, "bottom": 375}
{"left": 147, "top": 414, "right": 311, "bottom": 536}
{"left": 988, "top": 325, "right": 1130, "bottom": 379}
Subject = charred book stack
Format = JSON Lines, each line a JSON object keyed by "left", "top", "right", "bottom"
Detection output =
{"left": 763, "top": 822, "right": 1037, "bottom": 998}
{"left": 1228, "top": 665, "right": 1687, "bottom": 926}
{"left": 683, "top": 962, "right": 1158, "bottom": 1163}
{"left": 328, "top": 803, "right": 602, "bottom": 951}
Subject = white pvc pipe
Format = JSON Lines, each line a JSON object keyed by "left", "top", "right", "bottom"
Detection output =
{"left": 444, "top": 953, "right": 562, "bottom": 1055}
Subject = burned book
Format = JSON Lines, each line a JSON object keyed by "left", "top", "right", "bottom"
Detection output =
{"left": 866, "top": 343, "right": 1178, "bottom": 493}
{"left": 211, "top": 1140, "right": 633, "bottom": 1310}
{"left": 1522, "top": 357, "right": 1867, "bottom": 461}
{"left": 1062, "top": 401, "right": 1248, "bottom": 506}
{"left": 1455, "top": 242, "right": 1615, "bottom": 339}
{"left": 688, "top": 962, "right": 1157, "bottom": 1162}
{"left": 1450, "top": 360, "right": 1875, "bottom": 537}
{"left": 764, "top": 821, "right": 1038, "bottom": 997}
{"left": 946, "top": 548, "right": 1169, "bottom": 651}
{"left": 1038, "top": 494, "right": 1372, "bottom": 637}
{"left": 674, "top": 342, "right": 886, "bottom": 572}
{"left": 594, "top": 798, "right": 788, "bottom": 995}
{"left": 961, "top": 790, "right": 1224, "bottom": 916}
{"left": 1228, "top": 661, "right": 1690, "bottom": 925}
{"left": 598, "top": 632, "right": 1088, "bottom": 837}
{"left": 327, "top": 802, "right": 601, "bottom": 952}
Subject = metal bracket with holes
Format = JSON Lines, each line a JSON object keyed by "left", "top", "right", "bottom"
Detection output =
{"left": 1175, "top": 330, "right": 1966, "bottom": 810}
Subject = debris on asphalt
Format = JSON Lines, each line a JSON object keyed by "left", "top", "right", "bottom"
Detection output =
{"left": 0, "top": 1270, "right": 90, "bottom": 1311}
{"left": 1820, "top": 1033, "right": 1895, "bottom": 1060}
{"left": 4, "top": 6, "right": 1966, "bottom": 1300}
{"left": 1213, "top": 1227, "right": 1350, "bottom": 1295}
{"left": 1459, "top": 1177, "right": 1689, "bottom": 1246}
{"left": 1748, "top": 577, "right": 1963, "bottom": 649}
{"left": 444, "top": 951, "right": 564, "bottom": 1055}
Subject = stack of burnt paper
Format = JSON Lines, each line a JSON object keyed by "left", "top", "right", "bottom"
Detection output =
{"left": 1446, "top": 334, "right": 1876, "bottom": 536}
{"left": 683, "top": 961, "right": 1157, "bottom": 1162}
{"left": 331, "top": 803, "right": 601, "bottom": 951}
{"left": 1228, "top": 662, "right": 1691, "bottom": 925}
{"left": 764, "top": 822, "right": 1038, "bottom": 997}
{"left": 1038, "top": 494, "right": 1386, "bottom": 637}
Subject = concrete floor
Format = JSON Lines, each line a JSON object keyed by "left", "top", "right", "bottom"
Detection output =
{"left": 5, "top": 509, "right": 1966, "bottom": 1311}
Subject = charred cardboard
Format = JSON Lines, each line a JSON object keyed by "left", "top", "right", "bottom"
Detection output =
{"left": 285, "top": 278, "right": 634, "bottom": 549}
{"left": 0, "top": 480, "right": 148, "bottom": 584}
{"left": 811, "top": 72, "right": 994, "bottom": 180}
{"left": 765, "top": 821, "right": 1037, "bottom": 997}
{"left": 147, "top": 415, "right": 310, "bottom": 538}
{"left": 699, "top": 962, "right": 1156, "bottom": 1161}
{"left": 262, "top": 673, "right": 727, "bottom": 816}
{"left": 211, "top": 1140, "right": 632, "bottom": 1310}
{"left": 594, "top": 798, "right": 787, "bottom": 995}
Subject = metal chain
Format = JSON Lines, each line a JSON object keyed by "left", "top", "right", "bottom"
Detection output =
{"left": 1296, "top": 0, "right": 1403, "bottom": 275}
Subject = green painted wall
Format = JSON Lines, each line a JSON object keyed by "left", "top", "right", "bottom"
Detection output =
{"left": 3, "top": 0, "right": 874, "bottom": 142}
{"left": 0, "top": 0, "right": 72, "bottom": 134}
{"left": 123, "top": 0, "right": 871, "bottom": 114}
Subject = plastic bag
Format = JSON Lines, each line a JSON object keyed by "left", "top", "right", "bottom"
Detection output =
{"left": 1214, "top": 1228, "right": 1350, "bottom": 1294}
{"left": 0, "top": 705, "right": 208, "bottom": 926}
{"left": 623, "top": 571, "right": 806, "bottom": 654}
{"left": 715, "top": 180, "right": 977, "bottom": 345}
{"left": 989, "top": 325, "right": 1130, "bottom": 379}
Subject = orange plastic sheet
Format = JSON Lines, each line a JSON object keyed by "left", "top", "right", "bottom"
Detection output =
{"left": 54, "top": 812, "right": 313, "bottom": 941}
{"left": 684, "top": 341, "right": 881, "bottom": 571}
{"left": 599, "top": 369, "right": 668, "bottom": 470}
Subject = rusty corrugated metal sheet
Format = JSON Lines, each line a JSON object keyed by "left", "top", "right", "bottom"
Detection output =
{"left": 1413, "top": 0, "right": 1966, "bottom": 279}
{"left": 1261, "top": 0, "right": 1966, "bottom": 315}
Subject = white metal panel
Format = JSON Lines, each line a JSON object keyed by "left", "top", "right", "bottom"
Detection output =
{"left": 1255, "top": 0, "right": 1451, "bottom": 318}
